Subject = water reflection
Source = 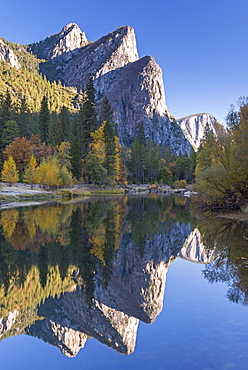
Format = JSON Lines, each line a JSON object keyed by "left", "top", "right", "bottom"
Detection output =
{"left": 0, "top": 195, "right": 247, "bottom": 358}
{"left": 194, "top": 212, "right": 248, "bottom": 305}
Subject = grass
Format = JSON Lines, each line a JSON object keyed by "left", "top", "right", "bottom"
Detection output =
{"left": 91, "top": 189, "right": 125, "bottom": 195}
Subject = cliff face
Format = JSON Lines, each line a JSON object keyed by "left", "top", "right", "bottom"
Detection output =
{"left": 0, "top": 24, "right": 219, "bottom": 152}
{"left": 29, "top": 23, "right": 88, "bottom": 61}
{"left": 29, "top": 24, "right": 192, "bottom": 153}
{"left": 0, "top": 39, "right": 20, "bottom": 68}
{"left": 177, "top": 113, "right": 218, "bottom": 150}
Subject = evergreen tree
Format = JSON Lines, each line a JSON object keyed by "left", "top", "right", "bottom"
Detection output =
{"left": 2, "top": 120, "right": 19, "bottom": 148}
{"left": 0, "top": 90, "right": 13, "bottom": 158}
{"left": 58, "top": 106, "right": 70, "bottom": 143}
{"left": 38, "top": 96, "right": 50, "bottom": 144}
{"left": 81, "top": 77, "right": 97, "bottom": 160}
{"left": 128, "top": 123, "right": 147, "bottom": 183}
{"left": 100, "top": 96, "right": 113, "bottom": 123}
{"left": 103, "top": 122, "right": 116, "bottom": 182}
{"left": 18, "top": 96, "right": 30, "bottom": 138}
{"left": 70, "top": 123, "right": 83, "bottom": 180}
{"left": 84, "top": 152, "right": 107, "bottom": 184}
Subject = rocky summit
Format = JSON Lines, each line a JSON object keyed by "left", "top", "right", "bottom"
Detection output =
{"left": 2, "top": 23, "right": 218, "bottom": 153}
{"left": 177, "top": 113, "right": 218, "bottom": 150}
{"left": 0, "top": 39, "right": 20, "bottom": 69}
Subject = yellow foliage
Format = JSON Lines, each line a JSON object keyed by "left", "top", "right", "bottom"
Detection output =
{"left": 36, "top": 156, "right": 62, "bottom": 187}
{"left": 23, "top": 155, "right": 37, "bottom": 185}
{"left": 56, "top": 142, "right": 71, "bottom": 168}
{"left": 0, "top": 208, "right": 19, "bottom": 238}
{"left": 0, "top": 265, "right": 75, "bottom": 317}
{"left": 1, "top": 155, "right": 19, "bottom": 184}
{"left": 115, "top": 136, "right": 127, "bottom": 184}
{"left": 90, "top": 124, "right": 106, "bottom": 163}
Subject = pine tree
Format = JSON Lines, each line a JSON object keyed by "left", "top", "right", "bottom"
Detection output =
{"left": 38, "top": 96, "right": 50, "bottom": 144}
{"left": 58, "top": 106, "right": 70, "bottom": 143}
{"left": 1, "top": 156, "right": 19, "bottom": 186}
{"left": 129, "top": 122, "right": 147, "bottom": 183}
{"left": 18, "top": 96, "right": 30, "bottom": 138}
{"left": 81, "top": 77, "right": 97, "bottom": 160}
{"left": 2, "top": 120, "right": 20, "bottom": 148}
{"left": 0, "top": 90, "right": 13, "bottom": 158}
{"left": 100, "top": 96, "right": 113, "bottom": 123}
{"left": 70, "top": 132, "right": 82, "bottom": 180}
{"left": 103, "top": 120, "right": 116, "bottom": 182}
{"left": 84, "top": 152, "right": 107, "bottom": 184}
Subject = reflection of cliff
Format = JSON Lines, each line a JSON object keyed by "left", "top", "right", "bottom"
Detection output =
{"left": 0, "top": 196, "right": 227, "bottom": 358}
{"left": 28, "top": 288, "right": 139, "bottom": 356}
{"left": 178, "top": 228, "right": 219, "bottom": 264}
{"left": 0, "top": 310, "right": 19, "bottom": 339}
{"left": 26, "top": 220, "right": 191, "bottom": 357}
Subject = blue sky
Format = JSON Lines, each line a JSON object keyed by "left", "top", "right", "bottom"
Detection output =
{"left": 1, "top": 0, "right": 248, "bottom": 123}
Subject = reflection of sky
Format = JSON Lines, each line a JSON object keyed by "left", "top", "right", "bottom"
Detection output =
{"left": 1, "top": 258, "right": 248, "bottom": 370}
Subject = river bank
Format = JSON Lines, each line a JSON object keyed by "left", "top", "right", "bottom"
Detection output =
{"left": 0, "top": 182, "right": 190, "bottom": 208}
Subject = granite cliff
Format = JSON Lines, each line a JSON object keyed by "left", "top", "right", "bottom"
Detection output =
{"left": 0, "top": 39, "right": 20, "bottom": 69}
{"left": 0, "top": 23, "right": 218, "bottom": 153}
{"left": 28, "top": 24, "right": 193, "bottom": 152}
{"left": 177, "top": 113, "right": 218, "bottom": 150}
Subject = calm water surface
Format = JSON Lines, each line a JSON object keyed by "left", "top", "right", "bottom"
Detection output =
{"left": 0, "top": 195, "right": 247, "bottom": 369}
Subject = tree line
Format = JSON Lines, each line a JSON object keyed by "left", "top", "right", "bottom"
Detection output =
{"left": 194, "top": 97, "right": 248, "bottom": 211}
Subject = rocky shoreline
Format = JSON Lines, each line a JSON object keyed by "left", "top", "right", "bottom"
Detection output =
{"left": 0, "top": 182, "right": 192, "bottom": 209}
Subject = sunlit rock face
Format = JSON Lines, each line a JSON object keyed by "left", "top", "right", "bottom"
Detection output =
{"left": 0, "top": 310, "right": 19, "bottom": 338}
{"left": 0, "top": 39, "right": 20, "bottom": 68}
{"left": 28, "top": 289, "right": 139, "bottom": 356}
{"left": 55, "top": 25, "right": 139, "bottom": 89}
{"left": 27, "top": 319, "right": 88, "bottom": 358}
{"left": 29, "top": 23, "right": 88, "bottom": 61}
{"left": 93, "top": 55, "right": 191, "bottom": 151}
{"left": 28, "top": 23, "right": 191, "bottom": 153}
{"left": 177, "top": 113, "right": 218, "bottom": 150}
{"left": 178, "top": 228, "right": 219, "bottom": 264}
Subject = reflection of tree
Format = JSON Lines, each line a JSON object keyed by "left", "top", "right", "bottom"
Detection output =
{"left": 0, "top": 194, "right": 193, "bottom": 319}
{"left": 194, "top": 209, "right": 248, "bottom": 305}
{"left": 69, "top": 207, "right": 96, "bottom": 306}
{"left": 127, "top": 195, "right": 190, "bottom": 257}
{"left": 1, "top": 209, "right": 19, "bottom": 238}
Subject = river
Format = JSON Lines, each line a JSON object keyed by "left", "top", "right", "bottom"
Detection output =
{"left": 0, "top": 194, "right": 247, "bottom": 369}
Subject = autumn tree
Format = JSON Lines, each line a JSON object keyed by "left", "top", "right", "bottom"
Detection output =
{"left": 36, "top": 156, "right": 62, "bottom": 189}
{"left": 1, "top": 156, "right": 19, "bottom": 186}
{"left": 23, "top": 155, "right": 37, "bottom": 188}
{"left": 30, "top": 134, "right": 53, "bottom": 164}
{"left": 194, "top": 100, "right": 248, "bottom": 210}
{"left": 4, "top": 137, "right": 32, "bottom": 174}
